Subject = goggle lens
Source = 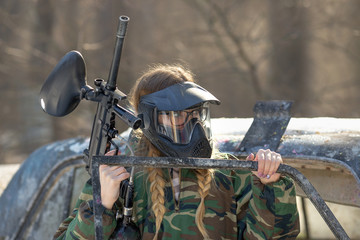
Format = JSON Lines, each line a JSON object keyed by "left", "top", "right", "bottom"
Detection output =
{"left": 156, "top": 104, "right": 210, "bottom": 144}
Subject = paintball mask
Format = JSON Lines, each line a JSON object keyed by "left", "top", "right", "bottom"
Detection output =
{"left": 138, "top": 82, "right": 220, "bottom": 158}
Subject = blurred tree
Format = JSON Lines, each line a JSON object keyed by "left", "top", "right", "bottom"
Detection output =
{"left": 181, "top": 0, "right": 268, "bottom": 117}
{"left": 0, "top": 1, "right": 41, "bottom": 162}
{"left": 267, "top": 0, "right": 309, "bottom": 115}
{"left": 305, "top": 1, "right": 360, "bottom": 117}
{"left": 1, "top": 0, "right": 360, "bottom": 164}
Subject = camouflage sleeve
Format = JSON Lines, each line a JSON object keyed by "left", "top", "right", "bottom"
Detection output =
{"left": 236, "top": 173, "right": 300, "bottom": 239}
{"left": 53, "top": 180, "right": 118, "bottom": 240}
{"left": 54, "top": 130, "right": 140, "bottom": 239}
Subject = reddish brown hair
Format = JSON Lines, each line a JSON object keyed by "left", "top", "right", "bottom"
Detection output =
{"left": 128, "top": 64, "right": 195, "bottom": 112}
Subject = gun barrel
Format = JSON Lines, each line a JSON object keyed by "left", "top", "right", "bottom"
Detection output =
{"left": 113, "top": 104, "right": 142, "bottom": 130}
{"left": 107, "top": 16, "right": 130, "bottom": 90}
{"left": 117, "top": 16, "right": 130, "bottom": 37}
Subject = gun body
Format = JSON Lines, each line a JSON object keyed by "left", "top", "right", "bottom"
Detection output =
{"left": 85, "top": 97, "right": 114, "bottom": 172}
{"left": 83, "top": 16, "right": 138, "bottom": 173}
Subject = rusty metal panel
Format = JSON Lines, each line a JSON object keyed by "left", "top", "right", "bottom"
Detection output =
{"left": 0, "top": 137, "right": 88, "bottom": 240}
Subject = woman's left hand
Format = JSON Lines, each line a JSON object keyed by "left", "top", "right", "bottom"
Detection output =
{"left": 246, "top": 149, "right": 283, "bottom": 184}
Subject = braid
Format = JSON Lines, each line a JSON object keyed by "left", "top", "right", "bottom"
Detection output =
{"left": 195, "top": 169, "right": 212, "bottom": 240}
{"left": 148, "top": 168, "right": 166, "bottom": 240}
{"left": 147, "top": 143, "right": 166, "bottom": 240}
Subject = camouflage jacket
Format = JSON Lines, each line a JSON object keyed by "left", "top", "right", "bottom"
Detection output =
{"left": 54, "top": 167, "right": 300, "bottom": 239}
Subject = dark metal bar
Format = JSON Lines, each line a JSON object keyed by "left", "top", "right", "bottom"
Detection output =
{"left": 113, "top": 104, "right": 142, "bottom": 130}
{"left": 92, "top": 156, "right": 350, "bottom": 240}
{"left": 236, "top": 100, "right": 293, "bottom": 153}
{"left": 301, "top": 197, "right": 310, "bottom": 239}
{"left": 107, "top": 16, "right": 130, "bottom": 90}
{"left": 92, "top": 160, "right": 103, "bottom": 240}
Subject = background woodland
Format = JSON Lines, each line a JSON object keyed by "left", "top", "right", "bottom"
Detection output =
{"left": 1, "top": 0, "right": 360, "bottom": 164}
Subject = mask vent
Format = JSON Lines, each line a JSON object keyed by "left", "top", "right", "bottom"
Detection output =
{"left": 192, "top": 139, "right": 212, "bottom": 158}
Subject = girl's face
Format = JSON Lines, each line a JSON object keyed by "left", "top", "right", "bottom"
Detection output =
{"left": 156, "top": 104, "right": 210, "bottom": 144}
{"left": 158, "top": 107, "right": 203, "bottom": 127}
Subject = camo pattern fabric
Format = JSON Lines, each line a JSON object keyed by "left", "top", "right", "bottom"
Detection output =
{"left": 54, "top": 132, "right": 300, "bottom": 239}
{"left": 133, "top": 169, "right": 300, "bottom": 240}
{"left": 53, "top": 180, "right": 118, "bottom": 239}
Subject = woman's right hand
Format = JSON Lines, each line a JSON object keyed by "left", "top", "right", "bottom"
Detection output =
{"left": 99, "top": 150, "right": 130, "bottom": 210}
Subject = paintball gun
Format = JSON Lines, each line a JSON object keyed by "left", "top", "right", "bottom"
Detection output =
{"left": 39, "top": 16, "right": 141, "bottom": 239}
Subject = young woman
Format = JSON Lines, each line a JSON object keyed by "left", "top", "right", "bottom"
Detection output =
{"left": 54, "top": 64, "right": 300, "bottom": 240}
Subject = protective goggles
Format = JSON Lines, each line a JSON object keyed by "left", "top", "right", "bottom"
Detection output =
{"left": 155, "top": 103, "right": 211, "bottom": 144}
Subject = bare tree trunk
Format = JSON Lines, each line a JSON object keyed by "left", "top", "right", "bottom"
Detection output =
{"left": 0, "top": 1, "right": 41, "bottom": 161}
{"left": 182, "top": 0, "right": 264, "bottom": 98}
{"left": 303, "top": 2, "right": 360, "bottom": 117}
{"left": 347, "top": 3, "right": 360, "bottom": 117}
{"left": 267, "top": 1, "right": 309, "bottom": 115}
